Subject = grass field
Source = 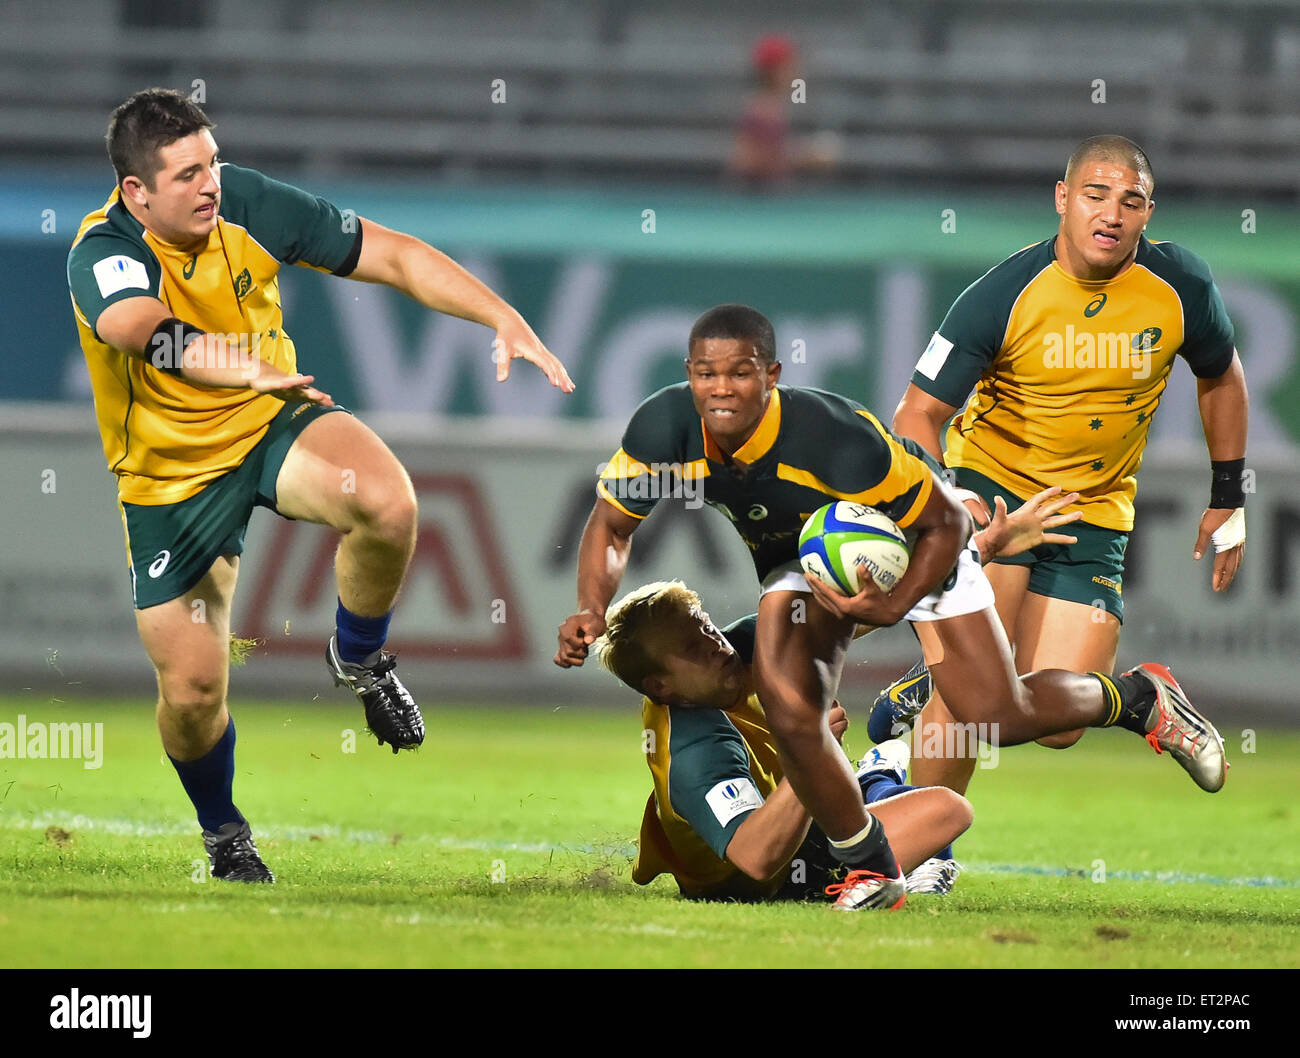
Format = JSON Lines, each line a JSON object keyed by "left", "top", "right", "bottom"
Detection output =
{"left": 0, "top": 696, "right": 1297, "bottom": 969}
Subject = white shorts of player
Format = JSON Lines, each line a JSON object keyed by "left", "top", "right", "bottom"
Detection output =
{"left": 760, "top": 537, "right": 993, "bottom": 622}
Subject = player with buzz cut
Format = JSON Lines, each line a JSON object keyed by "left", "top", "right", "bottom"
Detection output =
{"left": 556, "top": 304, "right": 1228, "bottom": 911}
{"left": 875, "top": 135, "right": 1249, "bottom": 798}
{"left": 67, "top": 88, "right": 574, "bottom": 882}
{"left": 597, "top": 581, "right": 972, "bottom": 902}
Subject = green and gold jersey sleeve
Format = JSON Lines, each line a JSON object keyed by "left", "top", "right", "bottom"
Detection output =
{"left": 1139, "top": 240, "right": 1235, "bottom": 378}
{"left": 598, "top": 383, "right": 701, "bottom": 520}
{"left": 911, "top": 240, "right": 1055, "bottom": 408}
{"left": 664, "top": 705, "right": 763, "bottom": 860}
{"left": 67, "top": 220, "right": 163, "bottom": 340}
{"left": 779, "top": 390, "right": 935, "bottom": 530}
{"left": 217, "top": 164, "right": 362, "bottom": 275}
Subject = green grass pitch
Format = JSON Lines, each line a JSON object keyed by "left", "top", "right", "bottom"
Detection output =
{"left": 1, "top": 696, "right": 1297, "bottom": 968}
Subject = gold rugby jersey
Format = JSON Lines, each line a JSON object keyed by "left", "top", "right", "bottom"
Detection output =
{"left": 632, "top": 688, "right": 787, "bottom": 900}
{"left": 67, "top": 164, "right": 361, "bottom": 504}
{"left": 911, "top": 236, "right": 1235, "bottom": 531}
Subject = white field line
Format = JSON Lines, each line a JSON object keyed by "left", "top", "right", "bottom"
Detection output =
{"left": 4, "top": 812, "right": 1298, "bottom": 889}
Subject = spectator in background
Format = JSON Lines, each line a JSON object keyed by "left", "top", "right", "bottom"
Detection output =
{"left": 728, "top": 34, "right": 841, "bottom": 189}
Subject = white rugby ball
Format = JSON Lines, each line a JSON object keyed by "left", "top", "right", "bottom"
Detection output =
{"left": 798, "top": 502, "right": 910, "bottom": 595}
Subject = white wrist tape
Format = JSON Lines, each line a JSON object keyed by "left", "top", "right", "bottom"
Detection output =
{"left": 1211, "top": 507, "right": 1246, "bottom": 553}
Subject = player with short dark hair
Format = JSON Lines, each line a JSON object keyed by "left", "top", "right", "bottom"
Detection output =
{"left": 68, "top": 88, "right": 574, "bottom": 882}
{"left": 688, "top": 303, "right": 777, "bottom": 365}
{"left": 556, "top": 303, "right": 1227, "bottom": 911}
{"left": 597, "top": 581, "right": 971, "bottom": 902}
{"left": 882, "top": 134, "right": 1248, "bottom": 794}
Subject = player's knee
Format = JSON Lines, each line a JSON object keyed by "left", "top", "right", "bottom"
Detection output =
{"left": 1035, "top": 728, "right": 1086, "bottom": 749}
{"left": 942, "top": 789, "right": 975, "bottom": 836}
{"left": 158, "top": 674, "right": 226, "bottom": 721}
{"left": 351, "top": 474, "right": 417, "bottom": 543}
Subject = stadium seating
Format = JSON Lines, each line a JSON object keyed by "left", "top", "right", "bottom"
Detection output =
{"left": 0, "top": 0, "right": 1296, "bottom": 193}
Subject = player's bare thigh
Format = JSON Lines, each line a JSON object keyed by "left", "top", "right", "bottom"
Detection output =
{"left": 136, "top": 555, "right": 238, "bottom": 756}
{"left": 753, "top": 590, "right": 854, "bottom": 718}
{"left": 273, "top": 411, "right": 416, "bottom": 533}
{"left": 913, "top": 563, "right": 1030, "bottom": 774}
{"left": 922, "top": 606, "right": 1025, "bottom": 731}
{"left": 1015, "top": 593, "right": 1120, "bottom": 749}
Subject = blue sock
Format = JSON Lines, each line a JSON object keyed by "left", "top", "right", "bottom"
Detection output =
{"left": 169, "top": 718, "right": 243, "bottom": 833}
{"left": 335, "top": 599, "right": 392, "bottom": 663}
{"left": 859, "top": 773, "right": 909, "bottom": 804}
{"left": 858, "top": 775, "right": 955, "bottom": 861}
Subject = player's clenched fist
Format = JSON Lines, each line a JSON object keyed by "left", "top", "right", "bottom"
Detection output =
{"left": 554, "top": 610, "right": 607, "bottom": 667}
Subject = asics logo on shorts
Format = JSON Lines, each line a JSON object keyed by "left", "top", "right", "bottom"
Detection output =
{"left": 147, "top": 550, "right": 172, "bottom": 578}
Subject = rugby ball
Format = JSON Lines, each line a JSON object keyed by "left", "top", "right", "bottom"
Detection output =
{"left": 798, "top": 502, "right": 910, "bottom": 595}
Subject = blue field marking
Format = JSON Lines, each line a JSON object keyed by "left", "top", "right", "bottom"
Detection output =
{"left": 968, "top": 861, "right": 1300, "bottom": 889}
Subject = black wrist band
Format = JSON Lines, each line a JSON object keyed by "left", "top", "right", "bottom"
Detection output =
{"left": 148, "top": 316, "right": 208, "bottom": 376}
{"left": 1210, "top": 458, "right": 1246, "bottom": 509}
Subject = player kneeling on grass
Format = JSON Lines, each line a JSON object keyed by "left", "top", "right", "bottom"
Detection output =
{"left": 595, "top": 581, "right": 972, "bottom": 905}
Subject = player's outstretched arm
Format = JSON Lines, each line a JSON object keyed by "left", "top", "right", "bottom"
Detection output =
{"left": 95, "top": 296, "right": 333, "bottom": 403}
{"left": 554, "top": 499, "right": 642, "bottom": 667}
{"left": 1193, "top": 350, "right": 1249, "bottom": 591}
{"left": 349, "top": 218, "right": 574, "bottom": 392}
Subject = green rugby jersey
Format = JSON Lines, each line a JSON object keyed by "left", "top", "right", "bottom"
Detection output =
{"left": 599, "top": 384, "right": 940, "bottom": 581}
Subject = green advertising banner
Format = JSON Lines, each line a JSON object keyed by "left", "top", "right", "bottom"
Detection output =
{"left": 12, "top": 179, "right": 1298, "bottom": 448}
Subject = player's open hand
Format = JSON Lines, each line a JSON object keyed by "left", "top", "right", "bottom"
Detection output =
{"left": 804, "top": 571, "right": 905, "bottom": 628}
{"left": 249, "top": 368, "right": 334, "bottom": 407}
{"left": 977, "top": 486, "right": 1082, "bottom": 561}
{"left": 554, "top": 610, "right": 607, "bottom": 668}
{"left": 827, "top": 700, "right": 849, "bottom": 744}
{"left": 494, "top": 315, "right": 575, "bottom": 392}
{"left": 1193, "top": 507, "right": 1245, "bottom": 592}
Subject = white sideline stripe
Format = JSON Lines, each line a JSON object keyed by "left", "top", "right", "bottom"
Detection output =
{"left": 4, "top": 813, "right": 617, "bottom": 856}
{"left": 6, "top": 814, "right": 1298, "bottom": 889}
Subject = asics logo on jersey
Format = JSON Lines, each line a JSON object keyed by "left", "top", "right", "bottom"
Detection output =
{"left": 1084, "top": 293, "right": 1107, "bottom": 317}
{"left": 147, "top": 550, "right": 171, "bottom": 578}
{"left": 747, "top": 504, "right": 768, "bottom": 520}
{"left": 182, "top": 253, "right": 197, "bottom": 279}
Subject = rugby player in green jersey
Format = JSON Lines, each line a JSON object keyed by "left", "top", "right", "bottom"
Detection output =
{"left": 556, "top": 304, "right": 1228, "bottom": 912}
{"left": 878, "top": 135, "right": 1249, "bottom": 795}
